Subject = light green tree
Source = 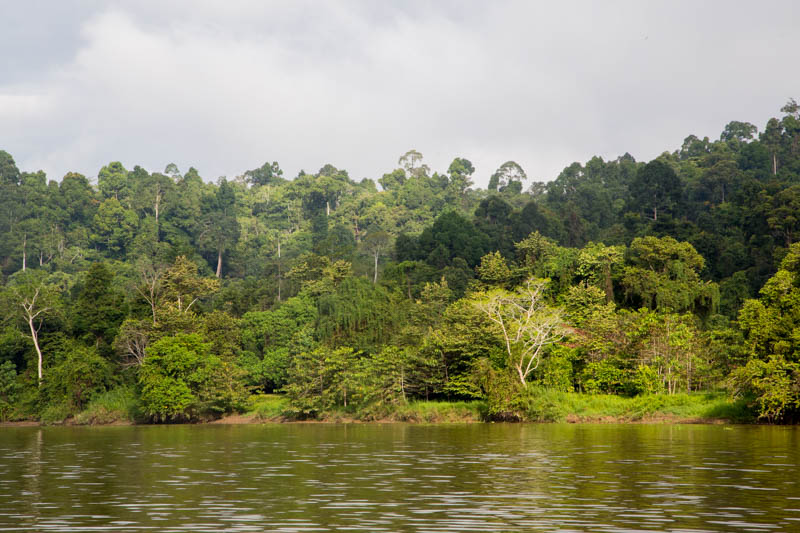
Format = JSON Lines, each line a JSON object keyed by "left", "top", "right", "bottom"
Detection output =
{"left": 476, "top": 278, "right": 563, "bottom": 387}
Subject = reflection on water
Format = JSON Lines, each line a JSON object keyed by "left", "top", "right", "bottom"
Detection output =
{"left": 0, "top": 423, "right": 799, "bottom": 532}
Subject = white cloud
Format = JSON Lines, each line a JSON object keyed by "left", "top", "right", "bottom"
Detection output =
{"left": 1, "top": 1, "right": 799, "bottom": 186}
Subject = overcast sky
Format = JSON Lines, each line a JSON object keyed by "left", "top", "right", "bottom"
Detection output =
{"left": 1, "top": 1, "right": 799, "bottom": 187}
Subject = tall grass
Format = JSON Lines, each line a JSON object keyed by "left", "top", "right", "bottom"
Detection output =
{"left": 247, "top": 394, "right": 290, "bottom": 421}
{"left": 389, "top": 400, "right": 485, "bottom": 423}
{"left": 73, "top": 386, "right": 138, "bottom": 425}
{"left": 519, "top": 387, "right": 753, "bottom": 423}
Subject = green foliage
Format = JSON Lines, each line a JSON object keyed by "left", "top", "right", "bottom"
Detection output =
{"left": 41, "top": 341, "right": 111, "bottom": 415}
{"left": 138, "top": 334, "right": 247, "bottom": 422}
{"left": 534, "top": 346, "right": 575, "bottom": 392}
{"left": 390, "top": 400, "right": 484, "bottom": 423}
{"left": 73, "top": 262, "right": 126, "bottom": 353}
{"left": 282, "top": 347, "right": 363, "bottom": 418}
{"left": 316, "top": 277, "right": 405, "bottom": 347}
{"left": 730, "top": 356, "right": 800, "bottom": 422}
{"left": 0, "top": 361, "right": 17, "bottom": 420}
{"left": 628, "top": 365, "right": 665, "bottom": 395}
{"left": 244, "top": 393, "right": 287, "bottom": 420}
{"left": 622, "top": 236, "right": 719, "bottom": 314}
{"left": 4, "top": 100, "right": 800, "bottom": 424}
{"left": 581, "top": 360, "right": 628, "bottom": 395}
{"left": 73, "top": 385, "right": 139, "bottom": 425}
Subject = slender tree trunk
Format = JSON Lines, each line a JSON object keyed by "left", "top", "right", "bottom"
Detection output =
{"left": 22, "top": 234, "right": 26, "bottom": 272}
{"left": 516, "top": 364, "right": 527, "bottom": 387}
{"left": 373, "top": 251, "right": 379, "bottom": 284}
{"left": 773, "top": 153, "right": 778, "bottom": 175}
{"left": 326, "top": 200, "right": 330, "bottom": 217}
{"left": 277, "top": 239, "right": 282, "bottom": 302}
{"left": 28, "top": 317, "right": 43, "bottom": 384}
{"left": 216, "top": 249, "right": 222, "bottom": 278}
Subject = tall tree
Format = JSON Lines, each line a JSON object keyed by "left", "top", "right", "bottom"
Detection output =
{"left": 5, "top": 271, "right": 60, "bottom": 384}
{"left": 629, "top": 159, "right": 682, "bottom": 221}
{"left": 198, "top": 179, "right": 240, "bottom": 277}
{"left": 477, "top": 278, "right": 564, "bottom": 387}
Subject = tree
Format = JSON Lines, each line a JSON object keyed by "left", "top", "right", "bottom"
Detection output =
{"left": 138, "top": 333, "right": 247, "bottom": 422}
{"left": 762, "top": 118, "right": 783, "bottom": 176}
{"left": 577, "top": 242, "right": 624, "bottom": 303}
{"left": 162, "top": 255, "right": 220, "bottom": 313}
{"left": 477, "top": 278, "right": 563, "bottom": 387}
{"left": 629, "top": 159, "right": 682, "bottom": 221}
{"left": 73, "top": 262, "right": 126, "bottom": 352}
{"left": 361, "top": 230, "right": 391, "bottom": 284}
{"left": 446, "top": 157, "right": 474, "bottom": 200}
{"left": 398, "top": 150, "right": 429, "bottom": 178}
{"left": 135, "top": 258, "right": 168, "bottom": 326}
{"left": 488, "top": 161, "right": 527, "bottom": 192}
{"left": 244, "top": 161, "right": 284, "bottom": 187}
{"left": 621, "top": 236, "right": 718, "bottom": 315}
{"left": 42, "top": 341, "right": 111, "bottom": 412}
{"left": 91, "top": 198, "right": 138, "bottom": 255}
{"left": 197, "top": 179, "right": 240, "bottom": 277}
{"left": 97, "top": 161, "right": 129, "bottom": 202}
{"left": 476, "top": 251, "right": 513, "bottom": 288}
{"left": 5, "top": 271, "right": 60, "bottom": 384}
{"left": 720, "top": 121, "right": 757, "bottom": 144}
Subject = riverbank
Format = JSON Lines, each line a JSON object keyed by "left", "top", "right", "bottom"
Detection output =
{"left": 1, "top": 390, "right": 755, "bottom": 426}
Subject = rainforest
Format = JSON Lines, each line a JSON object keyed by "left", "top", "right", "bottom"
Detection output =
{"left": 2, "top": 100, "right": 800, "bottom": 425}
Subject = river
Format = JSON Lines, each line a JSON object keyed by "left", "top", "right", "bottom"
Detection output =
{"left": 1, "top": 423, "right": 799, "bottom": 532}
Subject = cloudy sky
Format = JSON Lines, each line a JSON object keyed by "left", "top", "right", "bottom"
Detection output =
{"left": 1, "top": 1, "right": 799, "bottom": 187}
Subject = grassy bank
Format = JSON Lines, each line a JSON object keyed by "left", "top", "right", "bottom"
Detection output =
{"left": 17, "top": 389, "right": 752, "bottom": 426}
{"left": 519, "top": 389, "right": 753, "bottom": 423}
{"left": 244, "top": 395, "right": 485, "bottom": 423}
{"left": 244, "top": 390, "right": 750, "bottom": 424}
{"left": 71, "top": 386, "right": 139, "bottom": 425}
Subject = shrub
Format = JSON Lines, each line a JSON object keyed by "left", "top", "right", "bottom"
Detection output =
{"left": 138, "top": 334, "right": 248, "bottom": 422}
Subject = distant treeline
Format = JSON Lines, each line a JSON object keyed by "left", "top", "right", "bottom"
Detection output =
{"left": 2, "top": 99, "right": 800, "bottom": 423}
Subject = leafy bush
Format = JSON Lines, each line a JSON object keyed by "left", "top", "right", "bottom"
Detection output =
{"left": 0, "top": 361, "right": 18, "bottom": 421}
{"left": 73, "top": 386, "right": 139, "bottom": 425}
{"left": 535, "top": 347, "right": 575, "bottom": 392}
{"left": 730, "top": 356, "right": 800, "bottom": 422}
{"left": 40, "top": 341, "right": 112, "bottom": 419}
{"left": 138, "top": 334, "right": 248, "bottom": 422}
{"left": 580, "top": 360, "right": 627, "bottom": 394}
{"left": 627, "top": 365, "right": 664, "bottom": 396}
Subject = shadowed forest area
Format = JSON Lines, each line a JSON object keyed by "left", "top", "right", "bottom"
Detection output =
{"left": 2, "top": 100, "right": 800, "bottom": 424}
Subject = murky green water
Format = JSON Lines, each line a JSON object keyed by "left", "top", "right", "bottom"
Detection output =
{"left": 1, "top": 423, "right": 799, "bottom": 532}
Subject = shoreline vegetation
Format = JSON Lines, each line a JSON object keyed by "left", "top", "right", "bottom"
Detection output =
{"left": 2, "top": 391, "right": 755, "bottom": 427}
{"left": 4, "top": 101, "right": 800, "bottom": 426}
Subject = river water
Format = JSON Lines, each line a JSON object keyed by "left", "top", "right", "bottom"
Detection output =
{"left": 1, "top": 423, "right": 799, "bottom": 532}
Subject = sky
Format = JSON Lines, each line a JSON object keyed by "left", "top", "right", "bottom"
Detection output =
{"left": 1, "top": 0, "right": 799, "bottom": 188}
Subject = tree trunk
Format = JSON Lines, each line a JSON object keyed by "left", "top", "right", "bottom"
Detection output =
{"left": 373, "top": 251, "right": 379, "bottom": 284}
{"left": 28, "top": 317, "right": 43, "bottom": 384}
{"left": 516, "top": 364, "right": 527, "bottom": 387}
{"left": 773, "top": 153, "right": 778, "bottom": 175}
{"left": 216, "top": 250, "right": 222, "bottom": 278}
{"left": 277, "top": 239, "right": 282, "bottom": 302}
{"left": 22, "top": 234, "right": 26, "bottom": 272}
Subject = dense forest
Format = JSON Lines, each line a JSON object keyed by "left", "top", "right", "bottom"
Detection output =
{"left": 2, "top": 100, "right": 800, "bottom": 423}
